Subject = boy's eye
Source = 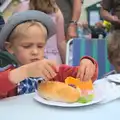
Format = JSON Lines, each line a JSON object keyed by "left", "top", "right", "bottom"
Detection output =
{"left": 22, "top": 45, "right": 31, "bottom": 48}
{"left": 38, "top": 45, "right": 43, "bottom": 48}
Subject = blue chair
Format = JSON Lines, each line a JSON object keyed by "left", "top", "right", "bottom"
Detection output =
{"left": 66, "top": 38, "right": 114, "bottom": 79}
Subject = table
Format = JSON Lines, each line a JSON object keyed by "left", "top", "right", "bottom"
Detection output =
{"left": 0, "top": 93, "right": 119, "bottom": 120}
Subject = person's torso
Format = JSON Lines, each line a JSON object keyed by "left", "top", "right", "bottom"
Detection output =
{"left": 56, "top": 0, "right": 73, "bottom": 16}
{"left": 112, "top": 0, "right": 120, "bottom": 18}
{"left": 110, "top": 0, "right": 120, "bottom": 29}
{"left": 44, "top": 14, "right": 62, "bottom": 64}
{"left": 45, "top": 14, "right": 58, "bottom": 53}
{"left": 56, "top": 0, "right": 73, "bottom": 31}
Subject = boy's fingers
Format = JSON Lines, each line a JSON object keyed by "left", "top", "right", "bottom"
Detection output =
{"left": 45, "top": 64, "right": 57, "bottom": 78}
{"left": 83, "top": 67, "right": 93, "bottom": 81}
{"left": 47, "top": 60, "right": 58, "bottom": 72}
{"left": 42, "top": 68, "right": 52, "bottom": 80}
{"left": 83, "top": 68, "right": 89, "bottom": 81}
{"left": 76, "top": 65, "right": 85, "bottom": 81}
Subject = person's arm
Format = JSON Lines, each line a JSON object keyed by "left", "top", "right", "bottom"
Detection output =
{"left": 0, "top": 65, "right": 28, "bottom": 94}
{"left": 67, "top": 0, "right": 82, "bottom": 39}
{"left": 56, "top": 8, "right": 66, "bottom": 63}
{"left": 100, "top": 0, "right": 117, "bottom": 23}
{"left": 71, "top": 0, "right": 82, "bottom": 22}
{"left": 55, "top": 56, "right": 98, "bottom": 83}
{"left": 100, "top": 7, "right": 114, "bottom": 23}
{"left": 0, "top": 66, "right": 17, "bottom": 98}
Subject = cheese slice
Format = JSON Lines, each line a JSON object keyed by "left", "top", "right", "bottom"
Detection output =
{"left": 65, "top": 77, "right": 93, "bottom": 90}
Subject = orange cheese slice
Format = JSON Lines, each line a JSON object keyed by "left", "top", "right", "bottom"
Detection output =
{"left": 65, "top": 77, "right": 93, "bottom": 90}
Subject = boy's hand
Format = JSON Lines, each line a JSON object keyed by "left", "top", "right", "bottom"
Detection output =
{"left": 76, "top": 59, "right": 95, "bottom": 81}
{"left": 26, "top": 59, "right": 58, "bottom": 81}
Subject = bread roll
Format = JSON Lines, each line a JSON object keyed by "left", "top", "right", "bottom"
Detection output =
{"left": 38, "top": 81, "right": 80, "bottom": 103}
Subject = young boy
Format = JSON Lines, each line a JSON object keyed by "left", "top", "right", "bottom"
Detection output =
{"left": 105, "top": 30, "right": 120, "bottom": 76}
{"left": 0, "top": 10, "right": 98, "bottom": 99}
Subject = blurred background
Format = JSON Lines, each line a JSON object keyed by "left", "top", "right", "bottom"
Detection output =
{"left": 0, "top": 0, "right": 101, "bottom": 23}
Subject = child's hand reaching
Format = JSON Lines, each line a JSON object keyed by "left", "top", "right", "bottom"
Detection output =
{"left": 9, "top": 59, "right": 58, "bottom": 84}
{"left": 26, "top": 59, "right": 58, "bottom": 81}
{"left": 76, "top": 59, "right": 95, "bottom": 81}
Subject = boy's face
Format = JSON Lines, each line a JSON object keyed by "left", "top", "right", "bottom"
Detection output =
{"left": 6, "top": 25, "right": 47, "bottom": 65}
{"left": 111, "top": 57, "right": 120, "bottom": 73}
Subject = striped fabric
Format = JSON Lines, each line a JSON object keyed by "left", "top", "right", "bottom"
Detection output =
{"left": 72, "top": 38, "right": 114, "bottom": 78}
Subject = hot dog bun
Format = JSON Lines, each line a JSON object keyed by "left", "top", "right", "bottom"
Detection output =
{"left": 38, "top": 81, "right": 80, "bottom": 103}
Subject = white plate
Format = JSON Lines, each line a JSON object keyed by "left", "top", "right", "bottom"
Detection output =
{"left": 34, "top": 87, "right": 104, "bottom": 107}
{"left": 106, "top": 74, "right": 120, "bottom": 83}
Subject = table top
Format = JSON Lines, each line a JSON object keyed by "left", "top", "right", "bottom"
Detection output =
{"left": 0, "top": 93, "right": 119, "bottom": 120}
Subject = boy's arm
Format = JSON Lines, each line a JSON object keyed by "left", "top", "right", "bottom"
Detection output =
{"left": 0, "top": 66, "right": 17, "bottom": 98}
{"left": 55, "top": 56, "right": 98, "bottom": 82}
{"left": 80, "top": 56, "right": 98, "bottom": 82}
{"left": 0, "top": 65, "right": 29, "bottom": 98}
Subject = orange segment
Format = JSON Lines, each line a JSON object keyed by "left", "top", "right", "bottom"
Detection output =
{"left": 65, "top": 77, "right": 93, "bottom": 90}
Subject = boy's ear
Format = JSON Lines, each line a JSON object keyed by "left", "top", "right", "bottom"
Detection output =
{"left": 4, "top": 42, "right": 14, "bottom": 54}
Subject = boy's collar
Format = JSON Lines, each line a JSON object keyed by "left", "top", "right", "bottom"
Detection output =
{"left": 0, "top": 51, "right": 19, "bottom": 67}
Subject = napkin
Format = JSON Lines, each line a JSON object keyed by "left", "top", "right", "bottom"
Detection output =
{"left": 105, "top": 74, "right": 120, "bottom": 83}
{"left": 94, "top": 79, "right": 120, "bottom": 104}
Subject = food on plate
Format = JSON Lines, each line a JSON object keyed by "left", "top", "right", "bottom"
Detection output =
{"left": 65, "top": 77, "right": 94, "bottom": 103}
{"left": 65, "top": 77, "right": 93, "bottom": 89}
{"left": 37, "top": 77, "right": 94, "bottom": 103}
{"left": 38, "top": 81, "right": 80, "bottom": 103}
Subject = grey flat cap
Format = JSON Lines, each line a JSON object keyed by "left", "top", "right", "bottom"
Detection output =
{"left": 0, "top": 10, "right": 56, "bottom": 50}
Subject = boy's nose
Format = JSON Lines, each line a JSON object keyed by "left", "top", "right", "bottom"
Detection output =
{"left": 31, "top": 48, "right": 39, "bottom": 55}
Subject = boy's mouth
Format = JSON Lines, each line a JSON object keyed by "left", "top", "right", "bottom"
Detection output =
{"left": 31, "top": 58, "right": 39, "bottom": 62}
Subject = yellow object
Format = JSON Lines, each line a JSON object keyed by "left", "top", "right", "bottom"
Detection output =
{"left": 103, "top": 20, "right": 111, "bottom": 32}
{"left": 65, "top": 77, "right": 93, "bottom": 90}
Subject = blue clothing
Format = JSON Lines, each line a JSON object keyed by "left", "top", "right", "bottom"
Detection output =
{"left": 18, "top": 77, "right": 44, "bottom": 95}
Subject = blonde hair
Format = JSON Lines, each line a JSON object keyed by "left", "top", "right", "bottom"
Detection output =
{"left": 107, "top": 30, "right": 120, "bottom": 61}
{"left": 7, "top": 21, "right": 47, "bottom": 42}
{"left": 29, "top": 0, "right": 58, "bottom": 14}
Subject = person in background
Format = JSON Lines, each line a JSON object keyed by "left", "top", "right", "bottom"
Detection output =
{"left": 77, "top": 21, "right": 92, "bottom": 39}
{"left": 82, "top": 21, "right": 92, "bottom": 39}
{"left": 56, "top": 0, "right": 82, "bottom": 40}
{"left": 13, "top": 0, "right": 29, "bottom": 13}
{"left": 90, "top": 21, "right": 106, "bottom": 39}
{"left": 104, "top": 30, "right": 120, "bottom": 77}
{"left": 100, "top": 0, "right": 120, "bottom": 31}
{"left": 0, "top": 10, "right": 98, "bottom": 99}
